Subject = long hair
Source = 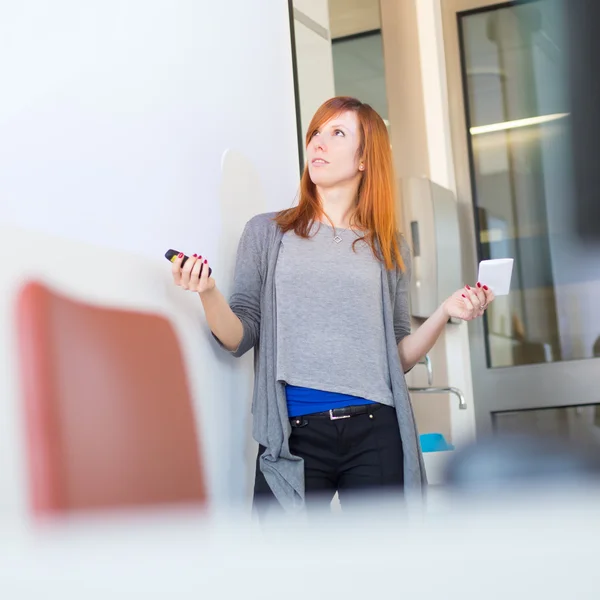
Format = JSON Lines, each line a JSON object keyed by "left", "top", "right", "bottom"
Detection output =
{"left": 275, "top": 96, "right": 404, "bottom": 271}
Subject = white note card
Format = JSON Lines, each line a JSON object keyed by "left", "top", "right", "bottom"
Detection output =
{"left": 477, "top": 258, "right": 514, "bottom": 296}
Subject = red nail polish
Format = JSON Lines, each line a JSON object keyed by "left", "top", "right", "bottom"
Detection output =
{"left": 465, "top": 285, "right": 470, "bottom": 290}
{"left": 192, "top": 253, "right": 197, "bottom": 258}
{"left": 462, "top": 294, "right": 466, "bottom": 298}
{"left": 178, "top": 252, "right": 183, "bottom": 258}
{"left": 204, "top": 259, "right": 208, "bottom": 264}
{"left": 483, "top": 285, "right": 489, "bottom": 290}
{"left": 477, "top": 282, "right": 481, "bottom": 288}
{"left": 198, "top": 255, "right": 202, "bottom": 259}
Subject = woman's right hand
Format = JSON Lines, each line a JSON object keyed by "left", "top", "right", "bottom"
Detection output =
{"left": 171, "top": 253, "right": 216, "bottom": 295}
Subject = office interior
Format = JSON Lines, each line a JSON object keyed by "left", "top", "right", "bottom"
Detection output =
{"left": 1, "top": 1, "right": 599, "bottom": 597}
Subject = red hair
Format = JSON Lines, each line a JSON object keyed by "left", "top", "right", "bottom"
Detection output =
{"left": 275, "top": 96, "right": 404, "bottom": 271}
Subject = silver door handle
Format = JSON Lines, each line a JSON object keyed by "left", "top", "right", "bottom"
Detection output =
{"left": 408, "top": 386, "right": 467, "bottom": 410}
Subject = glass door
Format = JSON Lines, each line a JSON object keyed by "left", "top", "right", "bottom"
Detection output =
{"left": 444, "top": 0, "right": 600, "bottom": 439}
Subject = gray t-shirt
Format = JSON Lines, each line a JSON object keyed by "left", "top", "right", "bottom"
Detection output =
{"left": 275, "top": 222, "right": 393, "bottom": 406}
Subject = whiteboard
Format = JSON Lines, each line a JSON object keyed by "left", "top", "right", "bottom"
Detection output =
{"left": 0, "top": 0, "right": 300, "bottom": 268}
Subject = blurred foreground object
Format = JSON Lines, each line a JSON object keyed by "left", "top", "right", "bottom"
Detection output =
{"left": 17, "top": 281, "right": 206, "bottom": 516}
{"left": 566, "top": 0, "right": 600, "bottom": 241}
{"left": 443, "top": 432, "right": 600, "bottom": 493}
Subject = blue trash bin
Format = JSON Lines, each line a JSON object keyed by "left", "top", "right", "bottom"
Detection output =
{"left": 420, "top": 432, "right": 454, "bottom": 453}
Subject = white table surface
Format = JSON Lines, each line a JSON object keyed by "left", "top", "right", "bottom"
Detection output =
{"left": 1, "top": 488, "right": 600, "bottom": 600}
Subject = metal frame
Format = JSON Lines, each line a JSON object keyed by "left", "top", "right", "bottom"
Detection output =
{"left": 287, "top": 0, "right": 305, "bottom": 179}
{"left": 441, "top": 0, "right": 600, "bottom": 436}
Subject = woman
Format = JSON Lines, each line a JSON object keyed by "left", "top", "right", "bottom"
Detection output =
{"left": 171, "top": 97, "right": 494, "bottom": 515}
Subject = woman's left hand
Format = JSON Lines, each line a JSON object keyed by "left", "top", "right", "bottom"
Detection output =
{"left": 443, "top": 283, "right": 495, "bottom": 321}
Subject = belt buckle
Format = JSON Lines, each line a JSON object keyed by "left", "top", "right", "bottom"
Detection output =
{"left": 329, "top": 409, "right": 351, "bottom": 420}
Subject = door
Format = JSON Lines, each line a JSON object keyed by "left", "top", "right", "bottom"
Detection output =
{"left": 442, "top": 0, "right": 600, "bottom": 440}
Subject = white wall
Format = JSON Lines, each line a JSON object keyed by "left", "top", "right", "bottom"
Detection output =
{"left": 328, "top": 0, "right": 381, "bottom": 39}
{"left": 0, "top": 0, "right": 300, "bottom": 510}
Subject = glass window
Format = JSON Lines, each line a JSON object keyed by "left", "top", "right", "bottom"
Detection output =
{"left": 331, "top": 31, "right": 389, "bottom": 125}
{"left": 459, "top": 0, "right": 600, "bottom": 368}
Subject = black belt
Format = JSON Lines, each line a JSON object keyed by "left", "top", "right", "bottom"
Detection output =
{"left": 291, "top": 403, "right": 383, "bottom": 422}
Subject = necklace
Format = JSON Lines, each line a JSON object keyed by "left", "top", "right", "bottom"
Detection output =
{"left": 331, "top": 223, "right": 362, "bottom": 244}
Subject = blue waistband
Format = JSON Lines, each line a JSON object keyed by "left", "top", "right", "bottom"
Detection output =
{"left": 285, "top": 385, "right": 375, "bottom": 418}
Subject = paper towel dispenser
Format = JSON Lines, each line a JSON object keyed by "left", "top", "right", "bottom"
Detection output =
{"left": 402, "top": 177, "right": 462, "bottom": 319}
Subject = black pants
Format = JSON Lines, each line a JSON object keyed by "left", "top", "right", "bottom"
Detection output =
{"left": 253, "top": 404, "right": 404, "bottom": 515}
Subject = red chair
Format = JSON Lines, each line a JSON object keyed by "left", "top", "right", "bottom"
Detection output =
{"left": 16, "top": 281, "right": 206, "bottom": 516}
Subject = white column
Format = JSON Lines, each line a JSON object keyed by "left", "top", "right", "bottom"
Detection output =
{"left": 381, "top": 0, "right": 477, "bottom": 450}
{"left": 415, "top": 0, "right": 476, "bottom": 446}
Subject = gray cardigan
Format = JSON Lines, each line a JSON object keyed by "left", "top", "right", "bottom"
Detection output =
{"left": 216, "top": 212, "right": 427, "bottom": 511}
